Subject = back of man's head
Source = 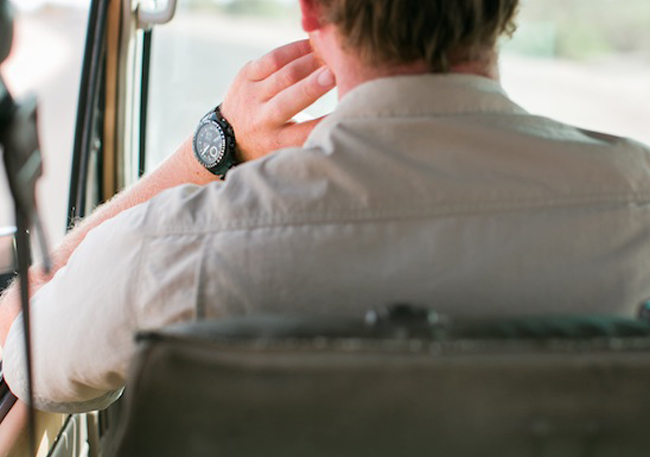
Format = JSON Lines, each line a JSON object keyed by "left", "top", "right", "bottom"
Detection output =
{"left": 315, "top": 0, "right": 519, "bottom": 72}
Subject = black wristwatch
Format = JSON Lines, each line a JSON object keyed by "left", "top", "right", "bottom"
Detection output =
{"left": 192, "top": 104, "right": 239, "bottom": 178}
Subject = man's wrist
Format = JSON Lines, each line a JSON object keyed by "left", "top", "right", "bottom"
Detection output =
{"left": 192, "top": 104, "right": 241, "bottom": 178}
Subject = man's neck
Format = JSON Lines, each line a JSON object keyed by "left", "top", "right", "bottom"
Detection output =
{"left": 334, "top": 59, "right": 500, "bottom": 100}
{"left": 312, "top": 28, "right": 500, "bottom": 100}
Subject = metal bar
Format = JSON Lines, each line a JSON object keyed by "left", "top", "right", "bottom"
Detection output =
{"left": 138, "top": 29, "right": 152, "bottom": 178}
{"left": 14, "top": 211, "right": 35, "bottom": 456}
{"left": 68, "top": 0, "right": 110, "bottom": 227}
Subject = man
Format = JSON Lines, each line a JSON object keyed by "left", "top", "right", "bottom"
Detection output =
{"left": 3, "top": 0, "right": 650, "bottom": 412}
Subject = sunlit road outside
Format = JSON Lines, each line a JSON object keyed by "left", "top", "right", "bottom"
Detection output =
{"left": 0, "top": 5, "right": 87, "bottom": 246}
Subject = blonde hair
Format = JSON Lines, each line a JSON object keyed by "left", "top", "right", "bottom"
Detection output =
{"left": 317, "top": 0, "right": 519, "bottom": 72}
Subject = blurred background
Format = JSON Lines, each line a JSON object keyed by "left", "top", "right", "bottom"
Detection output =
{"left": 0, "top": 0, "right": 649, "bottom": 248}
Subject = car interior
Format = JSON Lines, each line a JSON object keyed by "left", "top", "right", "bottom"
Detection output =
{"left": 0, "top": 0, "right": 649, "bottom": 456}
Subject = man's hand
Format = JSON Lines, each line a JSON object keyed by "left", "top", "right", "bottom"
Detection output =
{"left": 220, "top": 39, "right": 336, "bottom": 162}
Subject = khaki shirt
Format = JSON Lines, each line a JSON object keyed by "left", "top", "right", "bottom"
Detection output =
{"left": 5, "top": 74, "right": 650, "bottom": 412}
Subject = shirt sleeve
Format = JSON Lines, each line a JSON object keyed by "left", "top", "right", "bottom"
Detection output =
{"left": 3, "top": 203, "right": 149, "bottom": 413}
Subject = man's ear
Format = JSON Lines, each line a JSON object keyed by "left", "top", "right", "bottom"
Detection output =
{"left": 298, "top": 0, "right": 322, "bottom": 32}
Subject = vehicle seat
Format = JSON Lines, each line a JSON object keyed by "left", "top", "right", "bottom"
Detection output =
{"left": 110, "top": 307, "right": 650, "bottom": 457}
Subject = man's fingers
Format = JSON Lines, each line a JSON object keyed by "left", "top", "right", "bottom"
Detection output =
{"left": 247, "top": 39, "right": 313, "bottom": 82}
{"left": 224, "top": 41, "right": 334, "bottom": 160}
{"left": 261, "top": 52, "right": 322, "bottom": 101}
{"left": 266, "top": 66, "right": 336, "bottom": 125}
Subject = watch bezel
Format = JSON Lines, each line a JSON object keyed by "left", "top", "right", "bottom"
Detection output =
{"left": 193, "top": 119, "right": 227, "bottom": 169}
{"left": 192, "top": 105, "right": 239, "bottom": 177}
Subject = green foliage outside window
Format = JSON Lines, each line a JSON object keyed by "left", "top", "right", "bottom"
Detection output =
{"left": 506, "top": 0, "right": 650, "bottom": 61}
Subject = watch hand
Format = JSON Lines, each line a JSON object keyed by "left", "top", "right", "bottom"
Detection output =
{"left": 202, "top": 144, "right": 210, "bottom": 155}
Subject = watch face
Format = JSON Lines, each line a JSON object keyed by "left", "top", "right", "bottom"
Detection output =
{"left": 194, "top": 121, "right": 225, "bottom": 168}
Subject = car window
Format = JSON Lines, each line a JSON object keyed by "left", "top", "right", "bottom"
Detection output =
{"left": 143, "top": 0, "right": 650, "bottom": 173}
{"left": 500, "top": 0, "right": 650, "bottom": 147}
{"left": 0, "top": 1, "right": 89, "bottom": 429}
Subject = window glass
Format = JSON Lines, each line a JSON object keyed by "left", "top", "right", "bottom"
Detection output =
{"left": 145, "top": 0, "right": 650, "bottom": 171}
{"left": 0, "top": 0, "right": 89, "bottom": 246}
{"left": 500, "top": 0, "right": 650, "bottom": 146}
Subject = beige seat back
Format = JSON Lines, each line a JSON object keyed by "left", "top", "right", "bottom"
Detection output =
{"left": 111, "top": 310, "right": 650, "bottom": 457}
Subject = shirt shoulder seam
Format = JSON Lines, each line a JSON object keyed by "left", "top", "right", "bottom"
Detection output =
{"left": 141, "top": 191, "right": 650, "bottom": 237}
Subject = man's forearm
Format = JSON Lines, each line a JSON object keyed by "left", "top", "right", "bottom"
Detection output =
{"left": 0, "top": 137, "right": 215, "bottom": 345}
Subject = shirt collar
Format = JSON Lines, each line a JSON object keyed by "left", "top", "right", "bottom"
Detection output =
{"left": 306, "top": 73, "right": 527, "bottom": 147}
